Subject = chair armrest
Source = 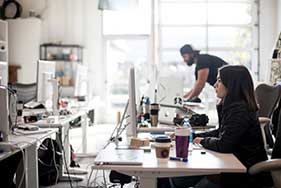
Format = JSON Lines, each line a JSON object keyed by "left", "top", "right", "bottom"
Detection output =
{"left": 249, "top": 159, "right": 281, "bottom": 175}
{"left": 258, "top": 117, "right": 271, "bottom": 124}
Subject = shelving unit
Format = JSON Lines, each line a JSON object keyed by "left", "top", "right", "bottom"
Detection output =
{"left": 40, "top": 43, "right": 84, "bottom": 88}
{"left": 40, "top": 43, "right": 83, "bottom": 62}
{"left": 270, "top": 58, "right": 281, "bottom": 83}
{"left": 270, "top": 32, "right": 281, "bottom": 84}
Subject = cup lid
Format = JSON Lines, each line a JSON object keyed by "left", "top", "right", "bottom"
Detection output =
{"left": 155, "top": 136, "right": 171, "bottom": 143}
{"left": 175, "top": 127, "right": 190, "bottom": 136}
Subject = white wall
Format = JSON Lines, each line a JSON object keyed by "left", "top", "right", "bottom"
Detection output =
{"left": 278, "top": 0, "right": 281, "bottom": 32}
{"left": 259, "top": 0, "right": 278, "bottom": 81}
{"left": 19, "top": 0, "right": 105, "bottom": 95}
{"left": 19, "top": 0, "right": 106, "bottom": 122}
{"left": 8, "top": 18, "right": 41, "bottom": 83}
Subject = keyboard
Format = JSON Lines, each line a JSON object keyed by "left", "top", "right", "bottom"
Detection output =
{"left": 24, "top": 101, "right": 45, "bottom": 109}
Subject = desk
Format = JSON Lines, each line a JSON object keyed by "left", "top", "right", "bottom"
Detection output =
{"left": 93, "top": 145, "right": 246, "bottom": 188}
{"left": 138, "top": 124, "right": 216, "bottom": 133}
{"left": 0, "top": 129, "right": 57, "bottom": 188}
{"left": 31, "top": 110, "right": 89, "bottom": 179}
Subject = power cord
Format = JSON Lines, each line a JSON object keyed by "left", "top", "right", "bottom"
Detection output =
{"left": 58, "top": 135, "right": 74, "bottom": 188}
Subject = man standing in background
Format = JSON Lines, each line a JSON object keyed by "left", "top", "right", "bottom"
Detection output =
{"left": 180, "top": 44, "right": 227, "bottom": 101}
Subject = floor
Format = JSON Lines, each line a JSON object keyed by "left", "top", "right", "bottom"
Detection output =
{"left": 41, "top": 123, "right": 137, "bottom": 188}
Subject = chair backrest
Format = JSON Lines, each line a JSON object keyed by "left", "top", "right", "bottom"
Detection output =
{"left": 255, "top": 84, "right": 281, "bottom": 148}
{"left": 272, "top": 107, "right": 281, "bottom": 159}
{"left": 9, "top": 83, "right": 37, "bottom": 104}
{"left": 255, "top": 84, "right": 281, "bottom": 118}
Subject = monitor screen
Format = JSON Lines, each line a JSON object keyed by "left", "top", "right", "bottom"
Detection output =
{"left": 127, "top": 66, "right": 137, "bottom": 137}
{"left": 0, "top": 86, "right": 9, "bottom": 141}
{"left": 36, "top": 60, "right": 56, "bottom": 105}
{"left": 74, "top": 64, "right": 88, "bottom": 98}
{"left": 157, "top": 76, "right": 184, "bottom": 122}
{"left": 0, "top": 61, "right": 8, "bottom": 86}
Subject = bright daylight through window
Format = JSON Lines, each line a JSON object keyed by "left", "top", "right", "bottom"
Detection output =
{"left": 102, "top": 0, "right": 258, "bottom": 121}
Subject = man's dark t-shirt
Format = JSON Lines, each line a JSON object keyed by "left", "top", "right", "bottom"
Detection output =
{"left": 195, "top": 54, "right": 227, "bottom": 86}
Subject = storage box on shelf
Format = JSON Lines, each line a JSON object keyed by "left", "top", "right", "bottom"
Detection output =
{"left": 40, "top": 43, "right": 83, "bottom": 88}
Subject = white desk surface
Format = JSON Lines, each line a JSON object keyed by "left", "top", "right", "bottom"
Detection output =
{"left": 94, "top": 147, "right": 246, "bottom": 174}
{"left": 138, "top": 124, "right": 216, "bottom": 133}
{"left": 0, "top": 129, "right": 57, "bottom": 160}
{"left": 30, "top": 110, "right": 87, "bottom": 127}
{"left": 93, "top": 144, "right": 246, "bottom": 188}
{"left": 0, "top": 129, "right": 57, "bottom": 188}
{"left": 9, "top": 128, "right": 57, "bottom": 145}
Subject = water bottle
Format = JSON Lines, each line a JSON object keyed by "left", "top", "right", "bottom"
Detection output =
{"left": 182, "top": 117, "right": 190, "bottom": 127}
{"left": 183, "top": 117, "right": 193, "bottom": 151}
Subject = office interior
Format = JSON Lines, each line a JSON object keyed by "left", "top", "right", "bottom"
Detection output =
{"left": 0, "top": 0, "right": 281, "bottom": 188}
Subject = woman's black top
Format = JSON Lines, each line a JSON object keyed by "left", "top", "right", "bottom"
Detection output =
{"left": 195, "top": 54, "right": 227, "bottom": 86}
{"left": 195, "top": 101, "right": 267, "bottom": 168}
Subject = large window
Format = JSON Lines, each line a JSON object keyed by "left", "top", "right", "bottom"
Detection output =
{"left": 102, "top": 1, "right": 152, "bottom": 121}
{"left": 102, "top": 0, "right": 259, "bottom": 121}
{"left": 158, "top": 0, "right": 258, "bottom": 67}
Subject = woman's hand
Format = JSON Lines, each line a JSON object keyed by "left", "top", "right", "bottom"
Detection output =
{"left": 193, "top": 137, "right": 204, "bottom": 144}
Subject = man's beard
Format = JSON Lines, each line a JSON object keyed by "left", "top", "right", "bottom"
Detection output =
{"left": 186, "top": 57, "right": 194, "bottom": 66}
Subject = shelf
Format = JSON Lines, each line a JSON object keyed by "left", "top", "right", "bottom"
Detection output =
{"left": 0, "top": 40, "right": 6, "bottom": 44}
{"left": 60, "top": 85, "right": 74, "bottom": 88}
{"left": 41, "top": 59, "right": 82, "bottom": 62}
{"left": 40, "top": 43, "right": 83, "bottom": 48}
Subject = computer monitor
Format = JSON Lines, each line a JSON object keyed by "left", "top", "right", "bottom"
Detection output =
{"left": 126, "top": 67, "right": 137, "bottom": 137}
{"left": 157, "top": 76, "right": 184, "bottom": 122}
{"left": 74, "top": 64, "right": 88, "bottom": 100}
{"left": 0, "top": 61, "right": 8, "bottom": 86}
{"left": 36, "top": 60, "right": 56, "bottom": 106}
{"left": 0, "top": 86, "right": 9, "bottom": 141}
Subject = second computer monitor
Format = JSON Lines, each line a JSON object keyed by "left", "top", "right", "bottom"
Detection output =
{"left": 127, "top": 67, "right": 137, "bottom": 137}
{"left": 157, "top": 76, "right": 184, "bottom": 122}
{"left": 0, "top": 61, "right": 8, "bottom": 86}
{"left": 74, "top": 64, "right": 88, "bottom": 99}
{"left": 36, "top": 60, "right": 56, "bottom": 105}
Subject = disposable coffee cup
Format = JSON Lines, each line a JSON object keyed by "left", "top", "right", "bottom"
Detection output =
{"left": 155, "top": 136, "right": 171, "bottom": 162}
{"left": 150, "top": 103, "right": 159, "bottom": 110}
{"left": 150, "top": 103, "right": 159, "bottom": 127}
{"left": 150, "top": 109, "right": 159, "bottom": 127}
{"left": 175, "top": 128, "right": 190, "bottom": 158}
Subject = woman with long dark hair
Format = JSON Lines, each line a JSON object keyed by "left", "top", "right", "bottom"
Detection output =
{"left": 170, "top": 65, "right": 272, "bottom": 188}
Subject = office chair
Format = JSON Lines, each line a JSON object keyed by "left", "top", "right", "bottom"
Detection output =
{"left": 255, "top": 84, "right": 281, "bottom": 149}
{"left": 9, "top": 83, "right": 37, "bottom": 104}
{"left": 249, "top": 109, "right": 281, "bottom": 188}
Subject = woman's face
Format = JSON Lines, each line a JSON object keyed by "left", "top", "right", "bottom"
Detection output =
{"left": 214, "top": 73, "right": 228, "bottom": 99}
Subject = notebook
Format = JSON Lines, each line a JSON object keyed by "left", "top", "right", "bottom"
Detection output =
{"left": 94, "top": 147, "right": 144, "bottom": 165}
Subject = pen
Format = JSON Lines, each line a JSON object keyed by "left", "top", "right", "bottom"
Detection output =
{"left": 169, "top": 157, "right": 188, "bottom": 162}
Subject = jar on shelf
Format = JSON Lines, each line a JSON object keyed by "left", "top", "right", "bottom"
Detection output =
{"left": 69, "top": 49, "right": 77, "bottom": 61}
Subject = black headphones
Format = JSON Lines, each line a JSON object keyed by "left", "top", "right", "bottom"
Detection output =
{"left": 2, "top": 0, "right": 22, "bottom": 19}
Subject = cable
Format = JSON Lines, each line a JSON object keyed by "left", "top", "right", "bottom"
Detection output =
{"left": 89, "top": 168, "right": 99, "bottom": 188}
{"left": 102, "top": 170, "right": 107, "bottom": 188}
{"left": 50, "top": 137, "right": 60, "bottom": 184}
{"left": 103, "top": 100, "right": 129, "bottom": 149}
{"left": 16, "top": 147, "right": 26, "bottom": 188}
{"left": 86, "top": 167, "right": 96, "bottom": 187}
{"left": 58, "top": 135, "right": 74, "bottom": 188}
